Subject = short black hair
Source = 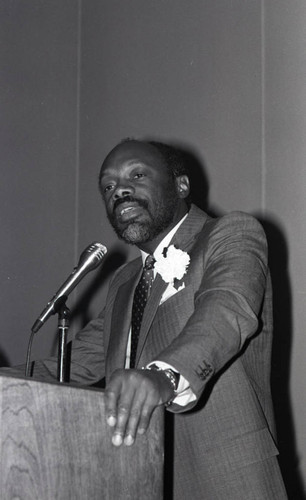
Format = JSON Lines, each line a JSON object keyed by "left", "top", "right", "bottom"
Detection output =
{"left": 147, "top": 141, "right": 189, "bottom": 178}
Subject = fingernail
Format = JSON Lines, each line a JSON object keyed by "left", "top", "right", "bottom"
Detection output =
{"left": 107, "top": 416, "right": 116, "bottom": 427}
{"left": 124, "top": 435, "right": 134, "bottom": 446}
{"left": 137, "top": 428, "right": 145, "bottom": 435}
{"left": 112, "top": 434, "right": 123, "bottom": 447}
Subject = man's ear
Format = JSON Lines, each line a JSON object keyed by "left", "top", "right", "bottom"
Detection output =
{"left": 175, "top": 175, "right": 190, "bottom": 199}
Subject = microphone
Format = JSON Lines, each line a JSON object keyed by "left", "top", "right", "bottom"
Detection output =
{"left": 31, "top": 242, "right": 107, "bottom": 333}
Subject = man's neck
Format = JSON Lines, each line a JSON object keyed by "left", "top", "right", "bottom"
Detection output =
{"left": 137, "top": 204, "right": 189, "bottom": 254}
{"left": 138, "top": 212, "right": 188, "bottom": 263}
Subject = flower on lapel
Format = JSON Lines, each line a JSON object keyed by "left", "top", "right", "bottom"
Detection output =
{"left": 154, "top": 245, "right": 190, "bottom": 287}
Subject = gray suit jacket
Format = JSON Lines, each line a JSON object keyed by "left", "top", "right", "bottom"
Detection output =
{"left": 30, "top": 205, "right": 287, "bottom": 499}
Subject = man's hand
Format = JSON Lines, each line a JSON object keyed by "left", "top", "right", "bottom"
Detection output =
{"left": 105, "top": 368, "right": 174, "bottom": 447}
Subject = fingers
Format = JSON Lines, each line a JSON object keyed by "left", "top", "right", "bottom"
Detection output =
{"left": 113, "top": 395, "right": 143, "bottom": 447}
{"left": 105, "top": 369, "right": 163, "bottom": 447}
{"left": 124, "top": 389, "right": 157, "bottom": 444}
{"left": 123, "top": 402, "right": 143, "bottom": 446}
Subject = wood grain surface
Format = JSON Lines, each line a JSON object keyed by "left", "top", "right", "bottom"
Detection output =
{"left": 0, "top": 374, "right": 164, "bottom": 499}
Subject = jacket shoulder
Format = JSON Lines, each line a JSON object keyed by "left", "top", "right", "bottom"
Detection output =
{"left": 204, "top": 211, "right": 266, "bottom": 237}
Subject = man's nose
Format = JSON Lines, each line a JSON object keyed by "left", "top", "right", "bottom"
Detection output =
{"left": 113, "top": 183, "right": 134, "bottom": 199}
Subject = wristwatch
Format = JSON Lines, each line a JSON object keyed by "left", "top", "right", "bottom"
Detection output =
{"left": 147, "top": 363, "right": 180, "bottom": 404}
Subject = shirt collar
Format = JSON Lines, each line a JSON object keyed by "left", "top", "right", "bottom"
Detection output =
{"left": 140, "top": 213, "right": 188, "bottom": 265}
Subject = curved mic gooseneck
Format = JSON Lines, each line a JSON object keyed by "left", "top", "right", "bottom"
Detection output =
{"left": 31, "top": 242, "right": 107, "bottom": 333}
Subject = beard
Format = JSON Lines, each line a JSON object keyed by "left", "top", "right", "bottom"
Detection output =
{"left": 107, "top": 191, "right": 179, "bottom": 245}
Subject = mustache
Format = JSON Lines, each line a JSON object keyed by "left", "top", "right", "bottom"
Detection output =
{"left": 113, "top": 195, "right": 148, "bottom": 213}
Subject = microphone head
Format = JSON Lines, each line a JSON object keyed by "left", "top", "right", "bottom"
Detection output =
{"left": 31, "top": 242, "right": 107, "bottom": 333}
{"left": 78, "top": 242, "right": 107, "bottom": 270}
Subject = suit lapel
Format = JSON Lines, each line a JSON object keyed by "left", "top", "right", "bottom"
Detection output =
{"left": 134, "top": 273, "right": 168, "bottom": 366}
{"left": 106, "top": 267, "right": 141, "bottom": 374}
{"left": 171, "top": 204, "right": 209, "bottom": 252}
{"left": 135, "top": 205, "right": 210, "bottom": 366}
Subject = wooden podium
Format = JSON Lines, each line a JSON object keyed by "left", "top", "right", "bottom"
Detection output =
{"left": 0, "top": 373, "right": 164, "bottom": 499}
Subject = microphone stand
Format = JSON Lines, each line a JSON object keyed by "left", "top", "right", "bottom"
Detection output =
{"left": 56, "top": 298, "right": 70, "bottom": 383}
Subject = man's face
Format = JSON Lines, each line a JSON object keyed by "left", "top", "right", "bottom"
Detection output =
{"left": 99, "top": 142, "right": 185, "bottom": 246}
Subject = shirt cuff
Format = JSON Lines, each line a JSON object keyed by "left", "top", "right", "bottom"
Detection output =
{"left": 146, "top": 360, "right": 196, "bottom": 406}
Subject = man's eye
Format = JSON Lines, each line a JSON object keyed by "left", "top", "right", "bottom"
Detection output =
{"left": 134, "top": 173, "right": 144, "bottom": 179}
{"left": 104, "top": 184, "right": 114, "bottom": 193}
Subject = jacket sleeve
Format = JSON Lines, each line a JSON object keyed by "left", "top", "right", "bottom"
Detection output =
{"left": 67, "top": 309, "right": 105, "bottom": 384}
{"left": 156, "top": 212, "right": 269, "bottom": 409}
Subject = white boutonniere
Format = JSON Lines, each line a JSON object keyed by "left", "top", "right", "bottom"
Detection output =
{"left": 154, "top": 245, "right": 190, "bottom": 288}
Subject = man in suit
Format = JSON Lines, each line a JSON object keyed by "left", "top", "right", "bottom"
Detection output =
{"left": 27, "top": 139, "right": 287, "bottom": 498}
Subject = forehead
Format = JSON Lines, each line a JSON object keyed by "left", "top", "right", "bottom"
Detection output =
{"left": 100, "top": 142, "right": 168, "bottom": 177}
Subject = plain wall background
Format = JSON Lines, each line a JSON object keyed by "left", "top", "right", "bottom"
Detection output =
{"left": 0, "top": 0, "right": 80, "bottom": 360}
{"left": 1, "top": 1, "right": 305, "bottom": 497}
